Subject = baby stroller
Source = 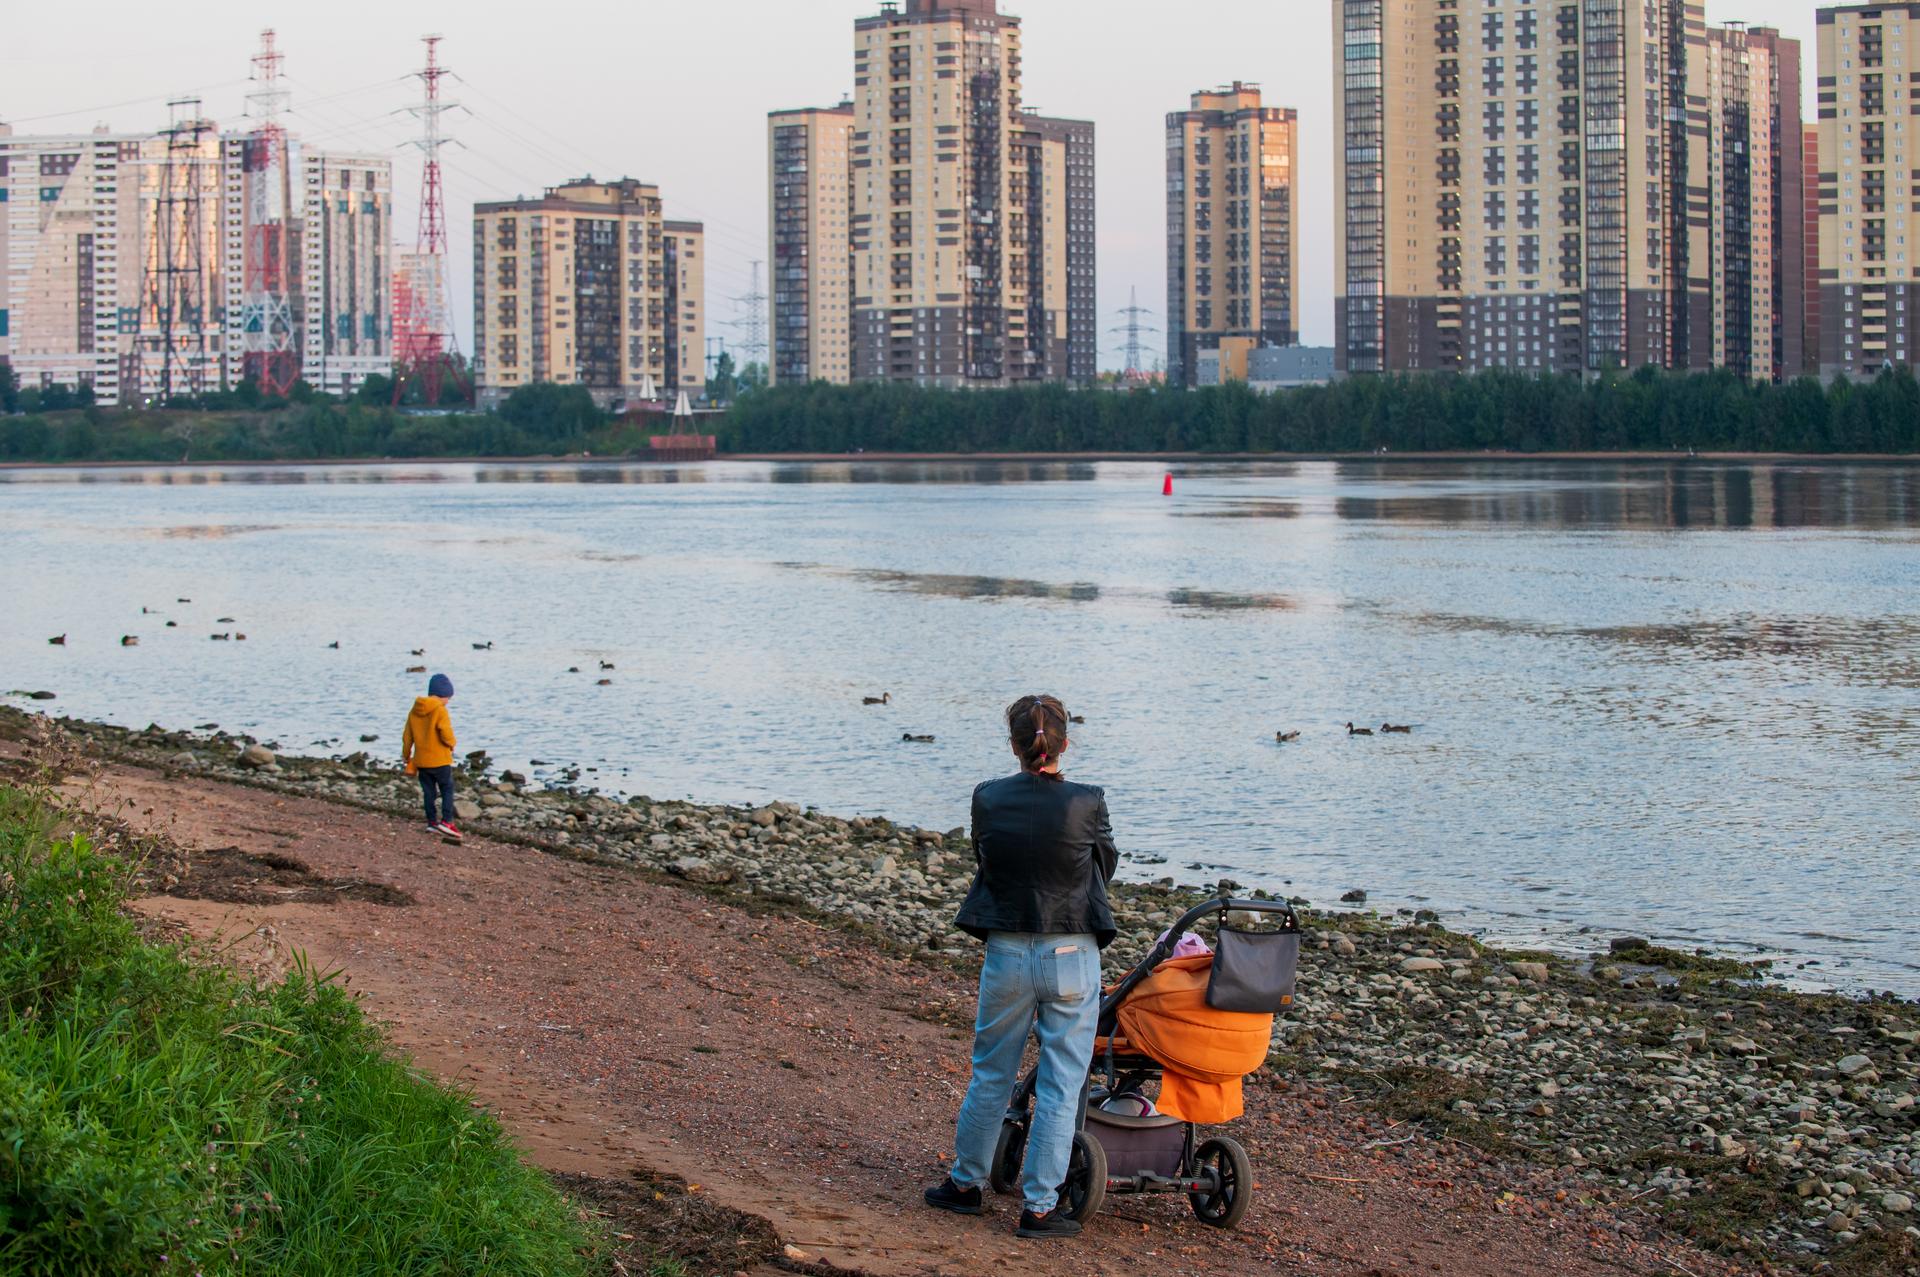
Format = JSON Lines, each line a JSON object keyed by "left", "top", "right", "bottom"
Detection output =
{"left": 988, "top": 897, "right": 1302, "bottom": 1230}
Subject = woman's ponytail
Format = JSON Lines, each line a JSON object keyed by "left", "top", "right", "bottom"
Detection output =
{"left": 1008, "top": 694, "right": 1069, "bottom": 772}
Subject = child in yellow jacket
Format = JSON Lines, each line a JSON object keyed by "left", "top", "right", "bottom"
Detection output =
{"left": 402, "top": 673, "right": 461, "bottom": 840}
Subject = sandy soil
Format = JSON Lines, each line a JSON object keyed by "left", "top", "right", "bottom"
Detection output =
{"left": 47, "top": 750, "right": 1752, "bottom": 1277}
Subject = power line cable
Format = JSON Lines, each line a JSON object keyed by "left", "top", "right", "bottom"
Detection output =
{"left": 449, "top": 71, "right": 770, "bottom": 258}
{"left": 8, "top": 78, "right": 251, "bottom": 126}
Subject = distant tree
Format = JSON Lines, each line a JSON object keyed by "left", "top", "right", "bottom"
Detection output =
{"left": 165, "top": 415, "right": 199, "bottom": 462}
{"left": 737, "top": 361, "right": 768, "bottom": 396}
{"left": 233, "top": 376, "right": 263, "bottom": 410}
{"left": 289, "top": 379, "right": 321, "bottom": 405}
{"left": 355, "top": 373, "right": 396, "bottom": 405}
{"left": 0, "top": 365, "right": 18, "bottom": 415}
{"left": 435, "top": 364, "right": 472, "bottom": 407}
{"left": 706, "top": 351, "right": 738, "bottom": 405}
{"left": 497, "top": 382, "right": 604, "bottom": 447}
{"left": 713, "top": 368, "right": 1920, "bottom": 456}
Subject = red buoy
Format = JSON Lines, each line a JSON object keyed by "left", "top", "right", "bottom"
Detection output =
{"left": 1162, "top": 472, "right": 1173, "bottom": 496}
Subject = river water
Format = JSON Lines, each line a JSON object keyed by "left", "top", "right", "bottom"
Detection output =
{"left": 3, "top": 458, "right": 1917, "bottom": 993}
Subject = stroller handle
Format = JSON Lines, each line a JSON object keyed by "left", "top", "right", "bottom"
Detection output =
{"left": 1099, "top": 896, "right": 1303, "bottom": 1019}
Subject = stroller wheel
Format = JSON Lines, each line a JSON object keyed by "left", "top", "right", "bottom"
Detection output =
{"left": 1188, "top": 1136, "right": 1252, "bottom": 1229}
{"left": 1059, "top": 1130, "right": 1108, "bottom": 1223}
{"left": 989, "top": 1121, "right": 1026, "bottom": 1195}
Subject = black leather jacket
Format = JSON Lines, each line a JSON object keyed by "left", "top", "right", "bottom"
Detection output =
{"left": 953, "top": 771, "right": 1120, "bottom": 948}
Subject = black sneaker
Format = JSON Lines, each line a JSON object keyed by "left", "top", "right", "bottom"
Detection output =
{"left": 922, "top": 1177, "right": 983, "bottom": 1215}
{"left": 1015, "top": 1208, "right": 1081, "bottom": 1239}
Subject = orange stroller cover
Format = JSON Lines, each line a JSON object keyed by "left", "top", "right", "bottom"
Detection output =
{"left": 1113, "top": 954, "right": 1275, "bottom": 1124}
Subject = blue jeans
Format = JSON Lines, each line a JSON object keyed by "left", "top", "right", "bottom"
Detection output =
{"left": 417, "top": 765, "right": 455, "bottom": 825}
{"left": 949, "top": 931, "right": 1101, "bottom": 1213}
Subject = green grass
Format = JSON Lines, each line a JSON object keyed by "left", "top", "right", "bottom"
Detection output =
{"left": 0, "top": 785, "right": 609, "bottom": 1275}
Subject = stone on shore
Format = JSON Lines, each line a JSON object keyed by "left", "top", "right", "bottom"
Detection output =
{"left": 1510, "top": 961, "right": 1550, "bottom": 984}
{"left": 239, "top": 744, "right": 275, "bottom": 769}
{"left": 453, "top": 798, "right": 482, "bottom": 822}
{"left": 670, "top": 856, "right": 734, "bottom": 885}
{"left": 1399, "top": 957, "right": 1445, "bottom": 974}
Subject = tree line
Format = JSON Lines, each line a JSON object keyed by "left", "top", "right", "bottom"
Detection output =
{"left": 4, "top": 365, "right": 1918, "bottom": 463}
{"left": 0, "top": 380, "right": 633, "bottom": 464}
{"left": 717, "top": 368, "right": 1920, "bottom": 455}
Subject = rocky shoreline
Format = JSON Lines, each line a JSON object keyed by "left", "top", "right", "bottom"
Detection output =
{"left": 9, "top": 706, "right": 1918, "bottom": 1271}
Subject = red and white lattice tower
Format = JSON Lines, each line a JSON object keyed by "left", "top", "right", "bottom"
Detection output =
{"left": 240, "top": 29, "right": 298, "bottom": 397}
{"left": 393, "top": 34, "right": 468, "bottom": 405}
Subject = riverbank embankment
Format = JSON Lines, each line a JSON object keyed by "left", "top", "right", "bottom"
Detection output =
{"left": 7, "top": 706, "right": 1917, "bottom": 1273}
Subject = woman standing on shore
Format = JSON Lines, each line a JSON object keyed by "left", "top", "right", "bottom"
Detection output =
{"left": 923, "top": 694, "right": 1118, "bottom": 1240}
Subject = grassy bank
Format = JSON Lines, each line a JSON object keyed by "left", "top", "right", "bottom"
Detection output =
{"left": 0, "top": 777, "right": 615, "bottom": 1275}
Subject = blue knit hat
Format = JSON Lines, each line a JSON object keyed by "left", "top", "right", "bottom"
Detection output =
{"left": 428, "top": 673, "right": 454, "bottom": 699}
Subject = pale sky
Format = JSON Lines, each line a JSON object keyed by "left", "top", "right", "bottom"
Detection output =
{"left": 5, "top": 0, "right": 1823, "bottom": 371}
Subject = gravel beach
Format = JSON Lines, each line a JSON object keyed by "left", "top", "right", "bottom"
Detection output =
{"left": 6, "top": 704, "right": 1916, "bottom": 1273}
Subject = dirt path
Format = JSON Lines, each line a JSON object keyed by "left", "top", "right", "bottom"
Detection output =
{"left": 56, "top": 753, "right": 1748, "bottom": 1277}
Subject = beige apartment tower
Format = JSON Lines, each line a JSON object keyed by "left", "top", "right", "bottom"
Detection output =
{"left": 1700, "top": 25, "right": 1806, "bottom": 382}
{"left": 1815, "top": 4, "right": 1920, "bottom": 378}
{"left": 1166, "top": 84, "right": 1300, "bottom": 387}
{"left": 1333, "top": 0, "right": 1711, "bottom": 375}
{"left": 471, "top": 178, "right": 704, "bottom": 410}
{"left": 769, "top": 104, "right": 855, "bottom": 385}
{"left": 841, "top": 0, "right": 1094, "bottom": 387}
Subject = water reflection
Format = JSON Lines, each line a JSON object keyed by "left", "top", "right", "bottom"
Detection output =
{"left": 848, "top": 568, "right": 1102, "bottom": 602}
{"left": 766, "top": 461, "right": 1101, "bottom": 485}
{"left": 1176, "top": 500, "right": 1304, "bottom": 520}
{"left": 1327, "top": 461, "right": 1920, "bottom": 529}
{"left": 5, "top": 457, "right": 1919, "bottom": 529}
{"left": 1164, "top": 588, "right": 1294, "bottom": 612}
{"left": 1401, "top": 609, "right": 1920, "bottom": 690}
{"left": 782, "top": 564, "right": 1297, "bottom": 613}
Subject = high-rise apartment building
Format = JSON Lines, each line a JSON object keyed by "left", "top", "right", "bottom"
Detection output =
{"left": 290, "top": 150, "right": 392, "bottom": 395}
{"left": 663, "top": 220, "right": 706, "bottom": 399}
{"left": 1165, "top": 84, "right": 1300, "bottom": 387}
{"left": 2, "top": 117, "right": 387, "bottom": 405}
{"left": 769, "top": 104, "right": 856, "bottom": 385}
{"left": 1333, "top": 0, "right": 1710, "bottom": 376}
{"left": 1803, "top": 123, "right": 1824, "bottom": 374}
{"left": 779, "top": 0, "right": 1093, "bottom": 389}
{"left": 1698, "top": 26, "right": 1806, "bottom": 382}
{"left": 0, "top": 124, "right": 178, "bottom": 406}
{"left": 1015, "top": 112, "right": 1098, "bottom": 384}
{"left": 471, "top": 178, "right": 705, "bottom": 410}
{"left": 1815, "top": 4, "right": 1920, "bottom": 378}
{"left": 1700, "top": 26, "right": 1805, "bottom": 382}
{"left": 0, "top": 115, "right": 389, "bottom": 403}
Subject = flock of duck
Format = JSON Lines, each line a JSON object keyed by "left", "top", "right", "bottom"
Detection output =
{"left": 48, "top": 597, "right": 253, "bottom": 649}
{"left": 859, "top": 694, "right": 1418, "bottom": 749}
{"left": 857, "top": 694, "right": 1406, "bottom": 750}
{"left": 46, "top": 626, "right": 1420, "bottom": 750}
